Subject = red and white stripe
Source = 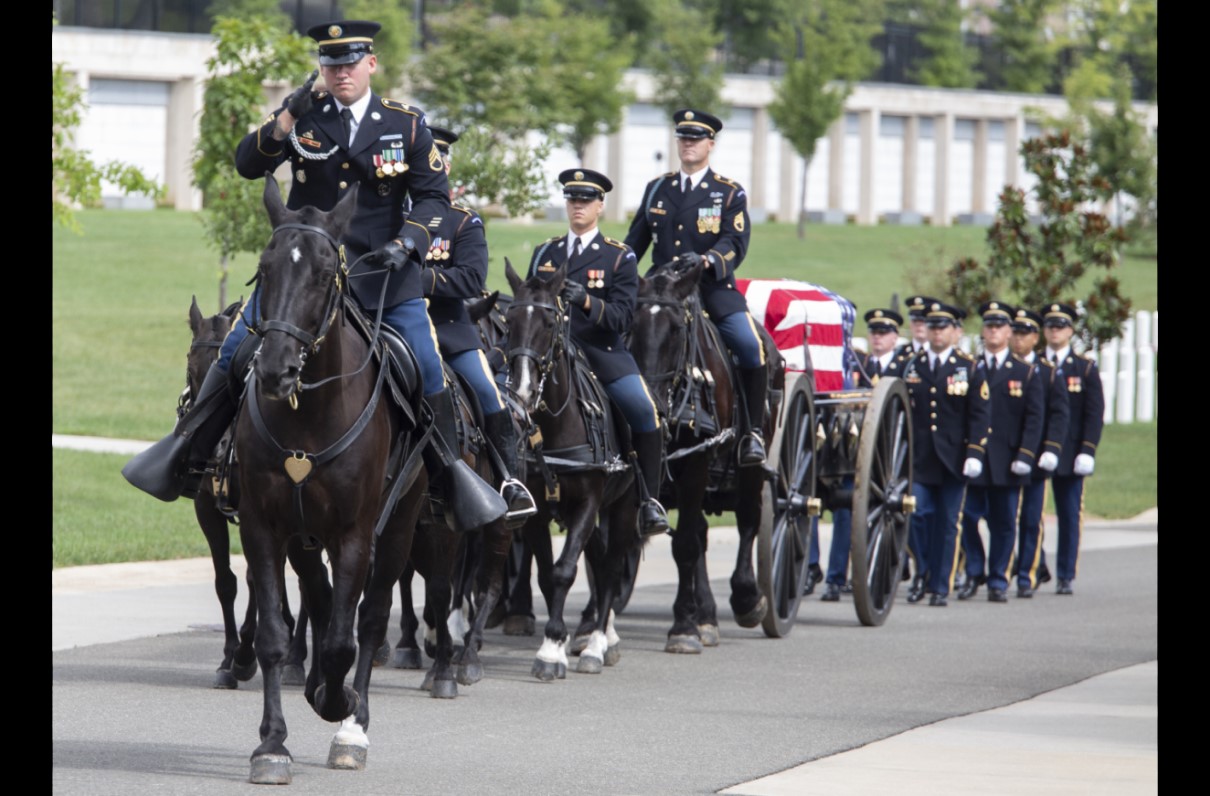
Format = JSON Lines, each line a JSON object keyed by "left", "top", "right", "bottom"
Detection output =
{"left": 736, "top": 278, "right": 854, "bottom": 392}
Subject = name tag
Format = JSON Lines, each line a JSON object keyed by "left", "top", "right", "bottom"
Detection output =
{"left": 379, "top": 133, "right": 403, "bottom": 141}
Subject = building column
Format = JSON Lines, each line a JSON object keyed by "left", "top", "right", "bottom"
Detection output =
{"left": 858, "top": 108, "right": 878, "bottom": 224}
{"left": 1005, "top": 114, "right": 1021, "bottom": 189}
{"left": 933, "top": 112, "right": 953, "bottom": 227}
{"left": 779, "top": 136, "right": 797, "bottom": 223}
{"left": 902, "top": 115, "right": 918, "bottom": 212}
{"left": 167, "top": 77, "right": 202, "bottom": 211}
{"left": 972, "top": 118, "right": 988, "bottom": 214}
{"left": 827, "top": 116, "right": 844, "bottom": 212}
{"left": 751, "top": 107, "right": 769, "bottom": 222}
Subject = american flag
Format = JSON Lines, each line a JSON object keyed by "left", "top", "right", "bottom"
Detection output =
{"left": 736, "top": 278, "right": 858, "bottom": 392}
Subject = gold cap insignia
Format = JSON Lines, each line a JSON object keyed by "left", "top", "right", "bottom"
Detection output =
{"left": 874, "top": 310, "right": 884, "bottom": 318}
{"left": 990, "top": 302, "right": 1000, "bottom": 310}
{"left": 685, "top": 111, "right": 695, "bottom": 120}
{"left": 574, "top": 171, "right": 584, "bottom": 181}
{"left": 329, "top": 25, "right": 343, "bottom": 37}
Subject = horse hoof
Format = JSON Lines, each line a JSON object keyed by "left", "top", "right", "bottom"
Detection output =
{"left": 231, "top": 657, "right": 258, "bottom": 682}
{"left": 393, "top": 648, "right": 424, "bottom": 670}
{"left": 604, "top": 645, "right": 620, "bottom": 667}
{"left": 281, "top": 663, "right": 306, "bottom": 686}
{"left": 372, "top": 641, "right": 391, "bottom": 667}
{"left": 698, "top": 624, "right": 720, "bottom": 647}
{"left": 249, "top": 754, "right": 292, "bottom": 785}
{"left": 504, "top": 615, "right": 536, "bottom": 636}
{"left": 327, "top": 743, "right": 367, "bottom": 770}
{"left": 734, "top": 596, "right": 768, "bottom": 628}
{"left": 431, "top": 679, "right": 458, "bottom": 699}
{"left": 456, "top": 661, "right": 483, "bottom": 686}
{"left": 665, "top": 635, "right": 703, "bottom": 654}
{"left": 570, "top": 634, "right": 591, "bottom": 655}
{"left": 531, "top": 659, "right": 565, "bottom": 681}
{"left": 213, "top": 667, "right": 238, "bottom": 689}
{"left": 577, "top": 654, "right": 604, "bottom": 674}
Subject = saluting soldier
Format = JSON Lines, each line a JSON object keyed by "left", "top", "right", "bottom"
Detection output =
{"left": 124, "top": 20, "right": 504, "bottom": 527}
{"left": 902, "top": 302, "right": 992, "bottom": 606}
{"left": 624, "top": 109, "right": 771, "bottom": 467}
{"left": 418, "top": 125, "right": 537, "bottom": 525}
{"left": 528, "top": 168, "right": 669, "bottom": 537}
{"left": 956, "top": 302, "right": 1046, "bottom": 603}
{"left": 1009, "top": 308, "right": 1068, "bottom": 597}
{"left": 1042, "top": 303, "right": 1105, "bottom": 595}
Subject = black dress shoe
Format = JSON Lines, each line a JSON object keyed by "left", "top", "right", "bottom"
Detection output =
{"left": 1016, "top": 584, "right": 1034, "bottom": 598}
{"left": 841, "top": 581, "right": 854, "bottom": 594}
{"left": 1038, "top": 567, "right": 1052, "bottom": 585}
{"left": 957, "top": 578, "right": 981, "bottom": 601}
{"left": 821, "top": 582, "right": 841, "bottom": 602}
{"left": 1056, "top": 579, "right": 1073, "bottom": 595}
{"left": 929, "top": 594, "right": 948, "bottom": 607}
{"left": 988, "top": 588, "right": 1007, "bottom": 603}
{"left": 802, "top": 564, "right": 823, "bottom": 596}
{"left": 906, "top": 575, "right": 926, "bottom": 603}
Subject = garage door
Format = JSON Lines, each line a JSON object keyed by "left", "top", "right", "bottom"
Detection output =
{"left": 78, "top": 78, "right": 168, "bottom": 206}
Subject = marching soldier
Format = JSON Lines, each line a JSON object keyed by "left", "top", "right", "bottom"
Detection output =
{"left": 624, "top": 109, "right": 771, "bottom": 467}
{"left": 1042, "top": 303, "right": 1105, "bottom": 595}
{"left": 1009, "top": 308, "right": 1068, "bottom": 597}
{"left": 903, "top": 302, "right": 992, "bottom": 606}
{"left": 956, "top": 302, "right": 1045, "bottom": 603}
{"left": 528, "top": 168, "right": 669, "bottom": 537}
{"left": 900, "top": 295, "right": 937, "bottom": 356}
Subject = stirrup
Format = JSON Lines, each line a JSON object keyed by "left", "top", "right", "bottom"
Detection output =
{"left": 640, "top": 497, "right": 671, "bottom": 538}
{"left": 500, "top": 478, "right": 538, "bottom": 527}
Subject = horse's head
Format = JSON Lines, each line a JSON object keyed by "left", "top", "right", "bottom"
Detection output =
{"left": 503, "top": 257, "right": 567, "bottom": 414}
{"left": 630, "top": 261, "right": 703, "bottom": 415}
{"left": 465, "top": 290, "right": 500, "bottom": 324}
{"left": 186, "top": 295, "right": 233, "bottom": 406}
{"left": 252, "top": 174, "right": 358, "bottom": 402}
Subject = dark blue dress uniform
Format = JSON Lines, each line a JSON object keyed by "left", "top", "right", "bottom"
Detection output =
{"left": 1043, "top": 303, "right": 1105, "bottom": 593}
{"left": 531, "top": 168, "right": 667, "bottom": 535}
{"left": 958, "top": 302, "right": 1046, "bottom": 601}
{"left": 1013, "top": 307, "right": 1070, "bottom": 596}
{"left": 903, "top": 303, "right": 992, "bottom": 605}
{"left": 624, "top": 109, "right": 769, "bottom": 467}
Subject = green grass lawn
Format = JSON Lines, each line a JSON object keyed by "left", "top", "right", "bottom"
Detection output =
{"left": 52, "top": 208, "right": 1157, "bottom": 568}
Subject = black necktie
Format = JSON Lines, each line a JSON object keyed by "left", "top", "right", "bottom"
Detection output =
{"left": 682, "top": 176, "right": 690, "bottom": 194}
{"left": 340, "top": 107, "right": 354, "bottom": 147}
{"left": 869, "top": 358, "right": 881, "bottom": 377}
{"left": 572, "top": 237, "right": 582, "bottom": 261}
{"left": 988, "top": 357, "right": 997, "bottom": 373}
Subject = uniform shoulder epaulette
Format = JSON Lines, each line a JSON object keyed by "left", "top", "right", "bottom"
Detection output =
{"left": 314, "top": 91, "right": 329, "bottom": 100}
{"left": 955, "top": 349, "right": 975, "bottom": 361}
{"left": 602, "top": 236, "right": 629, "bottom": 251}
{"left": 450, "top": 202, "right": 474, "bottom": 217}
{"left": 544, "top": 235, "right": 563, "bottom": 244}
{"left": 713, "top": 174, "right": 741, "bottom": 188}
{"left": 662, "top": 171, "right": 677, "bottom": 178}
{"left": 380, "top": 98, "right": 420, "bottom": 116}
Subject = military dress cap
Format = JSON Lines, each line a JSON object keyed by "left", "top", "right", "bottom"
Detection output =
{"left": 307, "top": 20, "right": 381, "bottom": 65}
{"left": 1042, "top": 302, "right": 1077, "bottom": 328}
{"left": 559, "top": 168, "right": 612, "bottom": 200}
{"left": 1012, "top": 308, "right": 1042, "bottom": 333}
{"left": 864, "top": 308, "right": 903, "bottom": 332}
{"left": 905, "top": 295, "right": 940, "bottom": 320}
{"left": 673, "top": 109, "right": 723, "bottom": 139}
{"left": 428, "top": 125, "right": 459, "bottom": 152}
{"left": 925, "top": 301, "right": 967, "bottom": 326}
{"left": 979, "top": 300, "right": 1015, "bottom": 325}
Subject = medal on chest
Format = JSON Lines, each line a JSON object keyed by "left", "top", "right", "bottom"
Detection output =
{"left": 374, "top": 146, "right": 409, "bottom": 178}
{"left": 948, "top": 367, "right": 969, "bottom": 396}
{"left": 697, "top": 206, "right": 722, "bottom": 234}
{"left": 587, "top": 269, "right": 605, "bottom": 289}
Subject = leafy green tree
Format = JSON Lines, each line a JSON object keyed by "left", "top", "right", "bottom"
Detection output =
{"left": 983, "top": 0, "right": 1060, "bottom": 94}
{"left": 1087, "top": 64, "right": 1156, "bottom": 230}
{"left": 946, "top": 131, "right": 1130, "bottom": 349}
{"left": 1060, "top": 0, "right": 1157, "bottom": 103}
{"left": 643, "top": 0, "right": 725, "bottom": 116}
{"left": 193, "top": 16, "right": 312, "bottom": 310}
{"left": 342, "top": 0, "right": 415, "bottom": 96}
{"left": 889, "top": 0, "right": 981, "bottom": 88}
{"left": 767, "top": 0, "right": 883, "bottom": 238}
{"left": 713, "top": 0, "right": 794, "bottom": 72}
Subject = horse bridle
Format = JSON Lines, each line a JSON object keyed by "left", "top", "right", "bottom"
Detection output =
{"left": 252, "top": 222, "right": 346, "bottom": 352}
{"left": 506, "top": 297, "right": 574, "bottom": 417}
{"left": 633, "top": 294, "right": 695, "bottom": 418}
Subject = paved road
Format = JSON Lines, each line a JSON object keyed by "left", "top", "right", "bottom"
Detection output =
{"left": 53, "top": 488, "right": 1157, "bottom": 796}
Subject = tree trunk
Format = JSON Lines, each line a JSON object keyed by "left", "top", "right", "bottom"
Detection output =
{"left": 218, "top": 253, "right": 228, "bottom": 312}
{"left": 796, "top": 157, "right": 812, "bottom": 240}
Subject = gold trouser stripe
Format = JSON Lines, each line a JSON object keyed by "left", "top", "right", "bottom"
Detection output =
{"left": 638, "top": 375, "right": 661, "bottom": 430}
{"left": 474, "top": 350, "right": 504, "bottom": 411}
{"left": 742, "top": 312, "right": 767, "bottom": 366}
{"left": 422, "top": 299, "right": 447, "bottom": 388}
{"left": 1073, "top": 483, "right": 1084, "bottom": 578}
{"left": 996, "top": 487, "right": 1025, "bottom": 585}
{"left": 947, "top": 485, "right": 968, "bottom": 593}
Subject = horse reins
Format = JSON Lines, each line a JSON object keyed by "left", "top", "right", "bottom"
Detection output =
{"left": 506, "top": 298, "right": 575, "bottom": 418}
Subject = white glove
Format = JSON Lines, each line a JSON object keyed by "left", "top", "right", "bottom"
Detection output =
{"left": 963, "top": 458, "right": 983, "bottom": 479}
{"left": 1011, "top": 460, "right": 1032, "bottom": 476}
{"left": 1073, "top": 453, "right": 1095, "bottom": 476}
{"left": 1038, "top": 452, "right": 1059, "bottom": 472}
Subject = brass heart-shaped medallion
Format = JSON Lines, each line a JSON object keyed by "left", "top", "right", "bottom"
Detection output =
{"left": 284, "top": 454, "right": 313, "bottom": 484}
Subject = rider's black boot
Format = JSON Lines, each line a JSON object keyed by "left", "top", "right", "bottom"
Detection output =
{"left": 632, "top": 429, "right": 670, "bottom": 537}
{"left": 483, "top": 409, "right": 538, "bottom": 528}
{"left": 426, "top": 388, "right": 508, "bottom": 533}
{"left": 122, "top": 365, "right": 236, "bottom": 502}
{"left": 737, "top": 365, "right": 769, "bottom": 466}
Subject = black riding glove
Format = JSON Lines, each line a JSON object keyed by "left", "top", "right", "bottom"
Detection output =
{"left": 374, "top": 238, "right": 416, "bottom": 272}
{"left": 285, "top": 70, "right": 319, "bottom": 119}
{"left": 673, "top": 252, "right": 704, "bottom": 273}
{"left": 561, "top": 280, "right": 589, "bottom": 311}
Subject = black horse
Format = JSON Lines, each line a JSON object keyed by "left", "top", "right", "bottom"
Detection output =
{"left": 182, "top": 295, "right": 311, "bottom": 689}
{"left": 234, "top": 175, "right": 461, "bottom": 784}
{"left": 503, "top": 260, "right": 643, "bottom": 679}
{"left": 628, "top": 262, "right": 781, "bottom": 653}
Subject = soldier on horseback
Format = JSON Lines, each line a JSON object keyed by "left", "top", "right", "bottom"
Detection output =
{"left": 123, "top": 19, "right": 505, "bottom": 531}
{"left": 624, "top": 108, "right": 770, "bottom": 467}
